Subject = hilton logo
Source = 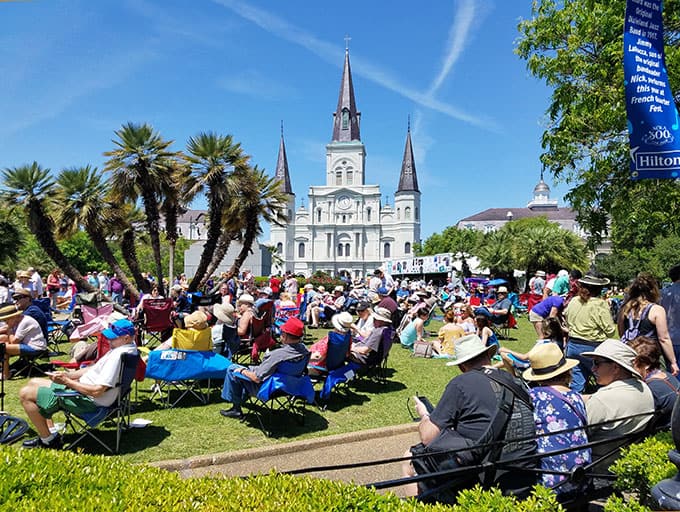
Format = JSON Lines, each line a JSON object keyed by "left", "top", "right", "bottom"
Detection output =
{"left": 635, "top": 150, "right": 680, "bottom": 172}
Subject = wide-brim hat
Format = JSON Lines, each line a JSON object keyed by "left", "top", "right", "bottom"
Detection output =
{"left": 578, "top": 275, "right": 610, "bottom": 287}
{"left": 535, "top": 271, "right": 546, "bottom": 277}
{"left": 371, "top": 307, "right": 392, "bottom": 323}
{"left": 0, "top": 305, "right": 21, "bottom": 322}
{"left": 12, "top": 288, "right": 31, "bottom": 298}
{"left": 446, "top": 334, "right": 497, "bottom": 366}
{"left": 237, "top": 293, "right": 254, "bottom": 305}
{"left": 522, "top": 343, "right": 578, "bottom": 381}
{"left": 497, "top": 286, "right": 508, "bottom": 294}
{"left": 183, "top": 310, "right": 209, "bottom": 330}
{"left": 334, "top": 285, "right": 344, "bottom": 293}
{"left": 213, "top": 302, "right": 236, "bottom": 327}
{"left": 332, "top": 312, "right": 353, "bottom": 332}
{"left": 17, "top": 271, "right": 31, "bottom": 279}
{"left": 582, "top": 338, "right": 642, "bottom": 379}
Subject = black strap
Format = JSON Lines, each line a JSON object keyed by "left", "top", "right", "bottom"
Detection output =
{"left": 477, "top": 367, "right": 532, "bottom": 408}
{"left": 542, "top": 386, "right": 588, "bottom": 425}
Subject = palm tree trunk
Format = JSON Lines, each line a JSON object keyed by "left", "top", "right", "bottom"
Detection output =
{"left": 121, "top": 229, "right": 151, "bottom": 294}
{"left": 198, "top": 230, "right": 234, "bottom": 288}
{"left": 141, "top": 188, "right": 165, "bottom": 295}
{"left": 87, "top": 228, "right": 139, "bottom": 301}
{"left": 228, "top": 217, "right": 257, "bottom": 278}
{"left": 187, "top": 196, "right": 224, "bottom": 292}
{"left": 28, "top": 205, "right": 95, "bottom": 293}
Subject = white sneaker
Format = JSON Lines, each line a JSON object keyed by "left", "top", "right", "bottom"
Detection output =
{"left": 49, "top": 422, "right": 65, "bottom": 434}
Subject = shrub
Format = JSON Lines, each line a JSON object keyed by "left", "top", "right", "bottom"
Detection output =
{"left": 610, "top": 432, "right": 676, "bottom": 506}
{"left": 603, "top": 496, "right": 651, "bottom": 512}
{"left": 0, "top": 446, "right": 567, "bottom": 511}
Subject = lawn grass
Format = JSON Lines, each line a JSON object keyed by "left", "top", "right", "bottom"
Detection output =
{"left": 1, "top": 313, "right": 538, "bottom": 464}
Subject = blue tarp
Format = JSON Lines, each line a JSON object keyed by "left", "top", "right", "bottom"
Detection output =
{"left": 145, "top": 349, "right": 230, "bottom": 381}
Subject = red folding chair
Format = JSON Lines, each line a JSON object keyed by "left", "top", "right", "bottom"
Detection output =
{"left": 138, "top": 298, "right": 174, "bottom": 348}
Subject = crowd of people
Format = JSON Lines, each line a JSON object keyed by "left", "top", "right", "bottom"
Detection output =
{"left": 4, "top": 261, "right": 680, "bottom": 502}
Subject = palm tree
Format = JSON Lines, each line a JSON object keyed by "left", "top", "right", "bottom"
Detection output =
{"left": 54, "top": 166, "right": 140, "bottom": 301}
{"left": 185, "top": 132, "right": 250, "bottom": 291}
{"left": 226, "top": 165, "right": 287, "bottom": 278}
{"left": 0, "top": 207, "right": 23, "bottom": 268}
{"left": 104, "top": 122, "right": 177, "bottom": 295}
{"left": 116, "top": 204, "right": 152, "bottom": 294}
{"left": 0, "top": 162, "right": 95, "bottom": 292}
{"left": 160, "top": 156, "right": 194, "bottom": 284}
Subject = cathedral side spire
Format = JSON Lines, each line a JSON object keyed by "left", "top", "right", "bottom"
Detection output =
{"left": 275, "top": 122, "right": 293, "bottom": 195}
{"left": 397, "top": 122, "right": 419, "bottom": 192}
{"left": 331, "top": 47, "right": 361, "bottom": 142}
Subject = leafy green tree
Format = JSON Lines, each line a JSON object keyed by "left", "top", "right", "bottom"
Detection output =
{"left": 1, "top": 162, "right": 95, "bottom": 292}
{"left": 57, "top": 231, "right": 107, "bottom": 274}
{"left": 105, "top": 122, "right": 177, "bottom": 295}
{"left": 516, "top": 0, "right": 680, "bottom": 251}
{"left": 185, "top": 132, "right": 249, "bottom": 291}
{"left": 477, "top": 229, "right": 516, "bottom": 276}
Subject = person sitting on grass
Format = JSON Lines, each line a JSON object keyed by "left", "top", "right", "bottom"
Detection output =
{"left": 0, "top": 304, "right": 47, "bottom": 381}
{"left": 435, "top": 309, "right": 465, "bottom": 357}
{"left": 18, "top": 318, "right": 137, "bottom": 449}
{"left": 475, "top": 314, "right": 498, "bottom": 350}
{"left": 400, "top": 305, "right": 429, "bottom": 349}
{"left": 219, "top": 317, "right": 308, "bottom": 420}
{"left": 498, "top": 317, "right": 565, "bottom": 375}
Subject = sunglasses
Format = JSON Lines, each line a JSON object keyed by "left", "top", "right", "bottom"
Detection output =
{"left": 12, "top": 295, "right": 30, "bottom": 300}
{"left": 592, "top": 359, "right": 614, "bottom": 367}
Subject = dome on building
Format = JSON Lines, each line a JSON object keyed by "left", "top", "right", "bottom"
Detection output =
{"left": 533, "top": 178, "right": 550, "bottom": 195}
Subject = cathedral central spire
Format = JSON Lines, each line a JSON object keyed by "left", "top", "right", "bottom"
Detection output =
{"left": 331, "top": 47, "right": 361, "bottom": 142}
{"left": 397, "top": 121, "right": 419, "bottom": 192}
{"left": 275, "top": 121, "right": 293, "bottom": 195}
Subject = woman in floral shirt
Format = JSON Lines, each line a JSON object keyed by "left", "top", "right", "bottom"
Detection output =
{"left": 523, "top": 343, "right": 592, "bottom": 494}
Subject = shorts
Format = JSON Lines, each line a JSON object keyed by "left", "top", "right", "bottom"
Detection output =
{"left": 19, "top": 345, "right": 45, "bottom": 355}
{"left": 36, "top": 383, "right": 99, "bottom": 418}
{"left": 528, "top": 310, "right": 543, "bottom": 323}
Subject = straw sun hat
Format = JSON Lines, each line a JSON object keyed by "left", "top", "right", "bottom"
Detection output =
{"left": 446, "top": 334, "right": 497, "bottom": 367}
{"left": 331, "top": 311, "right": 353, "bottom": 332}
{"left": 522, "top": 343, "right": 578, "bottom": 381}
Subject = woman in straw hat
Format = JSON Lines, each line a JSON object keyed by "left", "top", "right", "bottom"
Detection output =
{"left": 563, "top": 274, "right": 617, "bottom": 392}
{"left": 0, "top": 304, "right": 47, "bottom": 379}
{"left": 524, "top": 344, "right": 591, "bottom": 493}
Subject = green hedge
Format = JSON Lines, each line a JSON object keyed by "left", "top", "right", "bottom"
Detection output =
{"left": 0, "top": 446, "right": 567, "bottom": 511}
{"left": 610, "top": 432, "right": 676, "bottom": 507}
{"left": 3, "top": 442, "right": 669, "bottom": 511}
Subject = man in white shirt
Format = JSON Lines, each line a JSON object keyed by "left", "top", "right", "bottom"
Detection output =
{"left": 19, "top": 318, "right": 138, "bottom": 449}
{"left": 28, "top": 267, "right": 43, "bottom": 298}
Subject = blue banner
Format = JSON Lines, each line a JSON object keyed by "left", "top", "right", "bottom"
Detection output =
{"left": 624, "top": 0, "right": 680, "bottom": 179}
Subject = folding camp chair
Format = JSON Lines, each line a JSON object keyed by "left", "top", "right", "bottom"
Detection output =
{"left": 309, "top": 331, "right": 352, "bottom": 405}
{"left": 137, "top": 298, "right": 174, "bottom": 348}
{"left": 273, "top": 306, "right": 300, "bottom": 337}
{"left": 56, "top": 351, "right": 140, "bottom": 454}
{"left": 145, "top": 335, "right": 230, "bottom": 408}
{"left": 360, "top": 327, "right": 395, "bottom": 383}
{"left": 236, "top": 353, "right": 315, "bottom": 437}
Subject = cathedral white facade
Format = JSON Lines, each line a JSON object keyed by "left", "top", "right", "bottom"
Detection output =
{"left": 269, "top": 49, "right": 421, "bottom": 279}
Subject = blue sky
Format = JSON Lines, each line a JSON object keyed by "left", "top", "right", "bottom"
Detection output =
{"left": 0, "top": 0, "right": 566, "bottom": 242}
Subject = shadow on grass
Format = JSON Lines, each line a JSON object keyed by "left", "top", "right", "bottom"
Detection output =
{"left": 62, "top": 424, "right": 171, "bottom": 456}
{"left": 240, "top": 402, "right": 329, "bottom": 439}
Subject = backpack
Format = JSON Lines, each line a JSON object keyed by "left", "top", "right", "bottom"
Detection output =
{"left": 621, "top": 303, "right": 654, "bottom": 344}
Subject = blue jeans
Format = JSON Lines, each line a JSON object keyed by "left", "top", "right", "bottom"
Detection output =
{"left": 221, "top": 364, "right": 259, "bottom": 407}
{"left": 566, "top": 339, "right": 596, "bottom": 393}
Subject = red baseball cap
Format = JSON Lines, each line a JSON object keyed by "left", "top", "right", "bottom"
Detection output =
{"left": 281, "top": 317, "right": 304, "bottom": 338}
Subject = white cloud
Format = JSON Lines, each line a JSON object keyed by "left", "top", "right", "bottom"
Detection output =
{"left": 211, "top": 0, "right": 499, "bottom": 131}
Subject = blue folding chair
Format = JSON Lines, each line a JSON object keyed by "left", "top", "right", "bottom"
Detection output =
{"left": 236, "top": 354, "right": 315, "bottom": 436}
{"left": 56, "top": 351, "right": 140, "bottom": 454}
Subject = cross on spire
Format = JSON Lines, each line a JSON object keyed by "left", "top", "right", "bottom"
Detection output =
{"left": 344, "top": 34, "right": 351, "bottom": 50}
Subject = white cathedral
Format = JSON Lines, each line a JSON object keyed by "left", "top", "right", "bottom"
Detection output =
{"left": 269, "top": 49, "right": 421, "bottom": 280}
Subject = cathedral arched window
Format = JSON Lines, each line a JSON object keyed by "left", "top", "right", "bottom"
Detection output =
{"left": 383, "top": 242, "right": 391, "bottom": 258}
{"left": 338, "top": 243, "right": 344, "bottom": 257}
{"left": 276, "top": 242, "right": 283, "bottom": 254}
{"left": 404, "top": 242, "right": 411, "bottom": 254}
{"left": 344, "top": 243, "right": 350, "bottom": 256}
{"left": 298, "top": 243, "right": 305, "bottom": 258}
{"left": 342, "top": 108, "right": 349, "bottom": 130}
{"left": 366, "top": 207, "right": 372, "bottom": 222}
{"left": 336, "top": 171, "right": 342, "bottom": 185}
{"left": 404, "top": 207, "right": 412, "bottom": 220}
{"left": 346, "top": 170, "right": 353, "bottom": 185}
{"left": 415, "top": 207, "right": 419, "bottom": 221}
{"left": 317, "top": 209, "right": 322, "bottom": 223}
{"left": 342, "top": 214, "right": 346, "bottom": 223}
